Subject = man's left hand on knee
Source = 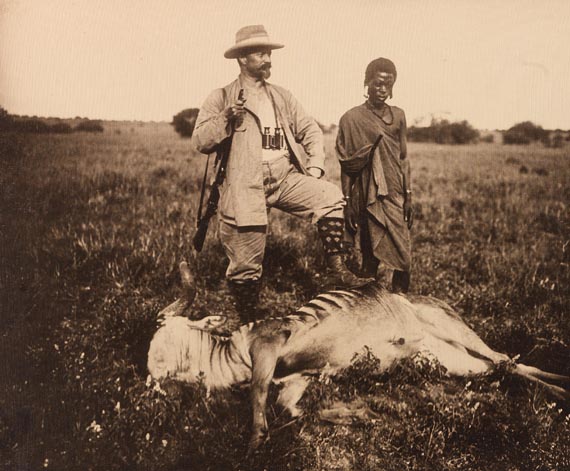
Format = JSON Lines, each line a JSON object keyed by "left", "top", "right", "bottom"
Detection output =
{"left": 308, "top": 167, "right": 324, "bottom": 179}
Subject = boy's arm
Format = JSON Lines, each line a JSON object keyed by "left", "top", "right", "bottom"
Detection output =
{"left": 341, "top": 170, "right": 358, "bottom": 234}
{"left": 399, "top": 111, "right": 413, "bottom": 229}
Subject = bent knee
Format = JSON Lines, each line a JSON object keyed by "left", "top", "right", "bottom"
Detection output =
{"left": 319, "top": 180, "right": 344, "bottom": 201}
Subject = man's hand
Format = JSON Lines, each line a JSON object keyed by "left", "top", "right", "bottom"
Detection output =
{"left": 403, "top": 195, "right": 413, "bottom": 230}
{"left": 344, "top": 202, "right": 358, "bottom": 234}
{"left": 308, "top": 167, "right": 324, "bottom": 179}
{"left": 224, "top": 97, "right": 247, "bottom": 122}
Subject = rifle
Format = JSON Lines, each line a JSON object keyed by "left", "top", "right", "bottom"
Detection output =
{"left": 192, "top": 89, "right": 244, "bottom": 252}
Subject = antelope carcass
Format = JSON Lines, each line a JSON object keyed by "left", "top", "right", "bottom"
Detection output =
{"left": 147, "top": 262, "right": 569, "bottom": 451}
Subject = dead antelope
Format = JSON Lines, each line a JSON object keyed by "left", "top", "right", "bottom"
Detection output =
{"left": 148, "top": 262, "right": 569, "bottom": 451}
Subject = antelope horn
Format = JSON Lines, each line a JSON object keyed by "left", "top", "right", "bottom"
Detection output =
{"left": 179, "top": 261, "right": 196, "bottom": 306}
{"left": 156, "top": 261, "right": 197, "bottom": 319}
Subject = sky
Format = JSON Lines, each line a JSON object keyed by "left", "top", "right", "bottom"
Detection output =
{"left": 1, "top": 0, "right": 570, "bottom": 130}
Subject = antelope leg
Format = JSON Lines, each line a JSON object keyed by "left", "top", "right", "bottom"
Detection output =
{"left": 248, "top": 335, "right": 287, "bottom": 453}
{"left": 514, "top": 364, "right": 570, "bottom": 401}
{"left": 516, "top": 363, "right": 570, "bottom": 386}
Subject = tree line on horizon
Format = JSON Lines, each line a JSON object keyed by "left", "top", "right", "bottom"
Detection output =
{"left": 407, "top": 118, "right": 568, "bottom": 147}
{"left": 2, "top": 106, "right": 567, "bottom": 147}
{"left": 0, "top": 107, "right": 104, "bottom": 134}
{"left": 171, "top": 107, "right": 567, "bottom": 148}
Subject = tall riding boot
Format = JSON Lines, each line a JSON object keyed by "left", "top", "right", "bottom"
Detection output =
{"left": 317, "top": 217, "right": 373, "bottom": 288}
{"left": 228, "top": 279, "right": 263, "bottom": 324}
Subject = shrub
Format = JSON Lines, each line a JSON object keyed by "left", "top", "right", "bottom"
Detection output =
{"left": 503, "top": 121, "right": 548, "bottom": 145}
{"left": 14, "top": 118, "right": 51, "bottom": 133}
{"left": 49, "top": 122, "right": 73, "bottom": 134}
{"left": 0, "top": 107, "right": 14, "bottom": 131}
{"left": 1, "top": 115, "right": 75, "bottom": 134}
{"left": 75, "top": 120, "right": 104, "bottom": 133}
{"left": 407, "top": 125, "right": 433, "bottom": 142}
{"left": 408, "top": 119, "right": 479, "bottom": 144}
{"left": 552, "top": 133, "right": 565, "bottom": 148}
{"left": 544, "top": 133, "right": 565, "bottom": 149}
{"left": 171, "top": 108, "right": 199, "bottom": 138}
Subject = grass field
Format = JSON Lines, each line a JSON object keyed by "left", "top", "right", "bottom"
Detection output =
{"left": 1, "top": 123, "right": 569, "bottom": 470}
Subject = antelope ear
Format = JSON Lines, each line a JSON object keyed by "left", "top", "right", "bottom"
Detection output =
{"left": 157, "top": 298, "right": 188, "bottom": 319}
{"left": 188, "top": 315, "right": 226, "bottom": 331}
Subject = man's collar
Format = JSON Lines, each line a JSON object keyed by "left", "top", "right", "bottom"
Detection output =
{"left": 239, "top": 73, "right": 266, "bottom": 90}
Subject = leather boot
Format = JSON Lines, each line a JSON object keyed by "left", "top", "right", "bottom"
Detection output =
{"left": 392, "top": 270, "right": 410, "bottom": 293}
{"left": 317, "top": 217, "right": 373, "bottom": 288}
{"left": 228, "top": 279, "right": 263, "bottom": 324}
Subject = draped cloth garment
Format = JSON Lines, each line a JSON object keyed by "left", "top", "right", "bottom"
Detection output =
{"left": 336, "top": 103, "right": 411, "bottom": 271}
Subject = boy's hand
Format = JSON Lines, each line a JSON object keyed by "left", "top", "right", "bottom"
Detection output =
{"left": 344, "top": 204, "right": 358, "bottom": 234}
{"left": 403, "top": 196, "right": 413, "bottom": 229}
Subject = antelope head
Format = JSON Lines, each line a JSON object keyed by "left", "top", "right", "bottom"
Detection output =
{"left": 148, "top": 262, "right": 228, "bottom": 382}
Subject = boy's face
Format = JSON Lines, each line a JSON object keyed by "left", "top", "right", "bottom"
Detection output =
{"left": 367, "top": 72, "right": 395, "bottom": 106}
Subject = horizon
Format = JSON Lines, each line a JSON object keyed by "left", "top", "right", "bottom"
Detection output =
{"left": 4, "top": 113, "right": 568, "bottom": 133}
{"left": 2, "top": 0, "right": 570, "bottom": 130}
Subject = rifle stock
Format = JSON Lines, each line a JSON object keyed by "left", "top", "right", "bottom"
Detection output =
{"left": 192, "top": 187, "right": 219, "bottom": 252}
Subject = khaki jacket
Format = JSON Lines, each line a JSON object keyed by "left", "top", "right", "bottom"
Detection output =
{"left": 193, "top": 78, "right": 325, "bottom": 226}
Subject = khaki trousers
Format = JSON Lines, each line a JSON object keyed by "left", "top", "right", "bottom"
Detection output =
{"left": 219, "top": 155, "right": 344, "bottom": 281}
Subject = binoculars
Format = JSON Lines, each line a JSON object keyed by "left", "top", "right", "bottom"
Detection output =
{"left": 262, "top": 127, "right": 285, "bottom": 150}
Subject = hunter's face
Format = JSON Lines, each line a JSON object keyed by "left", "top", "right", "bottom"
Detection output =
{"left": 367, "top": 72, "right": 394, "bottom": 106}
{"left": 242, "top": 48, "right": 272, "bottom": 80}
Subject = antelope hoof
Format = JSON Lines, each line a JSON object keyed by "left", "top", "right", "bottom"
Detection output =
{"left": 247, "top": 429, "right": 267, "bottom": 455}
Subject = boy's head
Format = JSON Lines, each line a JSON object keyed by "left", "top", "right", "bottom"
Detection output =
{"left": 364, "top": 58, "right": 397, "bottom": 102}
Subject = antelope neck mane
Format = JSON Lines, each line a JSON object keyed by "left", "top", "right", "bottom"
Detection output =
{"left": 186, "top": 324, "right": 253, "bottom": 389}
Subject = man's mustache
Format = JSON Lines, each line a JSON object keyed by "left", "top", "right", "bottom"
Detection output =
{"left": 261, "top": 64, "right": 271, "bottom": 70}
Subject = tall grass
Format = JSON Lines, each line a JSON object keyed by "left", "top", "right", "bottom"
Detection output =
{"left": 1, "top": 126, "right": 569, "bottom": 470}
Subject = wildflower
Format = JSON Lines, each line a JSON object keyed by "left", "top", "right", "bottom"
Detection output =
{"left": 153, "top": 381, "right": 166, "bottom": 396}
{"left": 43, "top": 458, "right": 49, "bottom": 468}
{"left": 162, "top": 439, "right": 168, "bottom": 447}
{"left": 86, "top": 421, "right": 103, "bottom": 434}
{"left": 146, "top": 433, "right": 150, "bottom": 441}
